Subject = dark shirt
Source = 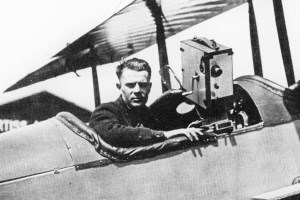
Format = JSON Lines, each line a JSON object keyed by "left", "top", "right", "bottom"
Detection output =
{"left": 89, "top": 96, "right": 165, "bottom": 147}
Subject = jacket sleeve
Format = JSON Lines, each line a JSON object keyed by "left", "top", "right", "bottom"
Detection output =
{"left": 89, "top": 104, "right": 165, "bottom": 147}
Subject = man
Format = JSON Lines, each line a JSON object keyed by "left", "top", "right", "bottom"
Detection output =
{"left": 89, "top": 58, "right": 204, "bottom": 147}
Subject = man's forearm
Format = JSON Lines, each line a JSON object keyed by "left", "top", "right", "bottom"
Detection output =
{"left": 92, "top": 120, "right": 165, "bottom": 147}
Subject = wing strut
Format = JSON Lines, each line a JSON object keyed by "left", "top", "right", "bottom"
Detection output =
{"left": 146, "top": 0, "right": 170, "bottom": 92}
{"left": 248, "top": 0, "right": 263, "bottom": 77}
{"left": 90, "top": 47, "right": 101, "bottom": 107}
{"left": 273, "top": 0, "right": 295, "bottom": 86}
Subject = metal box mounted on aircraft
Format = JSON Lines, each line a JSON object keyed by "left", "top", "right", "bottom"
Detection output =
{"left": 180, "top": 37, "right": 233, "bottom": 109}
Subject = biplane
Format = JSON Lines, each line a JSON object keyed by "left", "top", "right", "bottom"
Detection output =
{"left": 1, "top": 0, "right": 300, "bottom": 199}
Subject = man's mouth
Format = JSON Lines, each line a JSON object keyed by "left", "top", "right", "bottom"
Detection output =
{"left": 132, "top": 97, "right": 143, "bottom": 102}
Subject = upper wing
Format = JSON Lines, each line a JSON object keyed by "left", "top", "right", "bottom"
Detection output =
{"left": 5, "top": 0, "right": 247, "bottom": 92}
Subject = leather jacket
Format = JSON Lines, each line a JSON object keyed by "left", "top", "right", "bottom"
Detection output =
{"left": 89, "top": 96, "right": 165, "bottom": 147}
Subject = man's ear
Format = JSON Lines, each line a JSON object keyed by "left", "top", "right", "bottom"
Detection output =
{"left": 116, "top": 83, "right": 121, "bottom": 89}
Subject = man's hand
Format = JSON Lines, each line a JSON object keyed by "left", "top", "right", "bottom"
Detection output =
{"left": 164, "top": 128, "right": 204, "bottom": 141}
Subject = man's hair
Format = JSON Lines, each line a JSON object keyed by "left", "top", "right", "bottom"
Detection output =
{"left": 116, "top": 58, "right": 151, "bottom": 79}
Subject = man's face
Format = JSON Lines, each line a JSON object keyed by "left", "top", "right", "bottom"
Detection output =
{"left": 117, "top": 68, "right": 152, "bottom": 108}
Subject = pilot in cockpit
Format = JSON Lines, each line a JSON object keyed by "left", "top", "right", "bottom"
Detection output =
{"left": 89, "top": 58, "right": 208, "bottom": 147}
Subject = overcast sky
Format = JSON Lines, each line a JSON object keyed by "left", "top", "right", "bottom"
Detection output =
{"left": 0, "top": 0, "right": 299, "bottom": 111}
{"left": 0, "top": 0, "right": 133, "bottom": 109}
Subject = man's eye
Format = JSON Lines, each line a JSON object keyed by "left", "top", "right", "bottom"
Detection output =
{"left": 139, "top": 83, "right": 149, "bottom": 88}
{"left": 126, "top": 83, "right": 136, "bottom": 88}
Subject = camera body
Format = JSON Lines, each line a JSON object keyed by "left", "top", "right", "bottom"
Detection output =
{"left": 181, "top": 37, "right": 234, "bottom": 110}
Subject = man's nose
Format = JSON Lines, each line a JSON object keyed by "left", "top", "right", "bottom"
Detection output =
{"left": 133, "top": 83, "right": 141, "bottom": 93}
